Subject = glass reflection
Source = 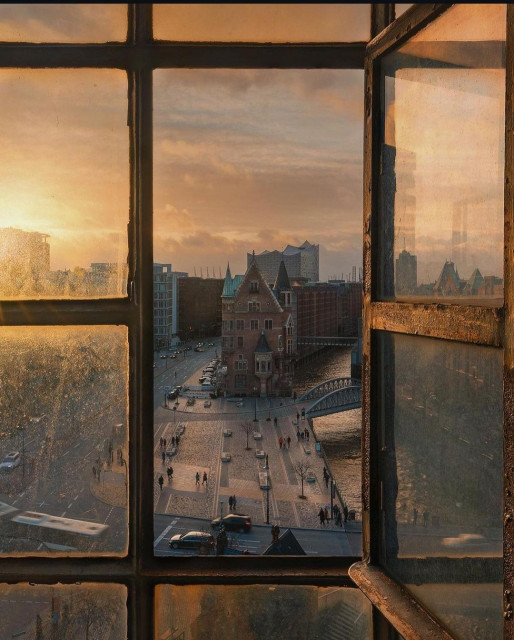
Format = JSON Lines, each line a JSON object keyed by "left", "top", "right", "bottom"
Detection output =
{"left": 0, "top": 327, "right": 128, "bottom": 555}
{"left": 0, "top": 70, "right": 128, "bottom": 299}
{"left": 379, "top": 4, "right": 505, "bottom": 304}
{"left": 0, "top": 583, "right": 126, "bottom": 639}
{"left": 0, "top": 4, "right": 127, "bottom": 42}
{"left": 154, "top": 4, "right": 370, "bottom": 43}
{"left": 377, "top": 332, "right": 502, "bottom": 639}
{"left": 155, "top": 585, "right": 371, "bottom": 640}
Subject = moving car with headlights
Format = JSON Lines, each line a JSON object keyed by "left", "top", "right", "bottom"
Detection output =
{"left": 168, "top": 531, "right": 215, "bottom": 551}
{"left": 211, "top": 513, "right": 252, "bottom": 533}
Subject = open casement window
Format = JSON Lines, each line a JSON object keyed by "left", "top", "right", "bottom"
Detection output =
{"left": 350, "top": 4, "right": 512, "bottom": 639}
{"left": 7, "top": 3, "right": 499, "bottom": 639}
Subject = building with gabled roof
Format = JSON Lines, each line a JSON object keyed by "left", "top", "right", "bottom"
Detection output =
{"left": 221, "top": 257, "right": 296, "bottom": 397}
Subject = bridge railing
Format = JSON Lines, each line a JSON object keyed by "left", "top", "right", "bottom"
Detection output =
{"left": 298, "top": 377, "right": 361, "bottom": 402}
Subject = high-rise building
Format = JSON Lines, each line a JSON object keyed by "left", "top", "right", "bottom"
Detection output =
{"left": 0, "top": 227, "right": 50, "bottom": 295}
{"left": 248, "top": 241, "right": 319, "bottom": 284}
{"left": 153, "top": 264, "right": 174, "bottom": 350}
{"left": 395, "top": 249, "right": 418, "bottom": 295}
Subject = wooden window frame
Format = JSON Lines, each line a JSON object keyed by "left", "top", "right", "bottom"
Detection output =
{"left": 0, "top": 4, "right": 412, "bottom": 639}
{"left": 350, "top": 3, "right": 513, "bottom": 639}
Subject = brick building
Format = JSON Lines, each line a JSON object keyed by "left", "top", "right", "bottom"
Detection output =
{"left": 292, "top": 282, "right": 339, "bottom": 359}
{"left": 221, "top": 259, "right": 296, "bottom": 397}
{"left": 178, "top": 277, "right": 224, "bottom": 340}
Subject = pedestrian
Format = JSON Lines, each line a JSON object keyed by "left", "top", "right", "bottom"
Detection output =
{"left": 232, "top": 495, "right": 237, "bottom": 510}
{"left": 324, "top": 506, "right": 329, "bottom": 523}
{"left": 195, "top": 471, "right": 200, "bottom": 485}
{"left": 279, "top": 437, "right": 283, "bottom": 449}
{"left": 287, "top": 436, "right": 291, "bottom": 448}
{"left": 343, "top": 504, "right": 348, "bottom": 523}
{"left": 167, "top": 467, "right": 172, "bottom": 481}
{"left": 162, "top": 451, "right": 165, "bottom": 464}
{"left": 324, "top": 474, "right": 329, "bottom": 489}
{"left": 92, "top": 465, "right": 96, "bottom": 479}
{"left": 296, "top": 411, "right": 299, "bottom": 422}
{"left": 423, "top": 510, "right": 429, "bottom": 527}
{"left": 163, "top": 438, "right": 167, "bottom": 448}
{"left": 169, "top": 465, "right": 173, "bottom": 478}
{"left": 296, "top": 429, "right": 301, "bottom": 441}
{"left": 318, "top": 507, "right": 325, "bottom": 526}
{"left": 272, "top": 524, "right": 280, "bottom": 542}
{"left": 413, "top": 507, "right": 418, "bottom": 526}
{"left": 160, "top": 437, "right": 163, "bottom": 448}
{"left": 323, "top": 466, "right": 327, "bottom": 477}
{"left": 306, "top": 430, "right": 310, "bottom": 441}
{"left": 158, "top": 475, "right": 164, "bottom": 491}
{"left": 171, "top": 436, "right": 175, "bottom": 447}
{"left": 202, "top": 471, "right": 208, "bottom": 486}
{"left": 229, "top": 495, "right": 233, "bottom": 510}
{"left": 336, "top": 510, "right": 343, "bottom": 527}
{"left": 176, "top": 435, "right": 180, "bottom": 446}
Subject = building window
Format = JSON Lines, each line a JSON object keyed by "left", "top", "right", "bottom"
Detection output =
{"left": 248, "top": 301, "right": 260, "bottom": 312}
{"left": 287, "top": 338, "right": 293, "bottom": 354}
{"left": 222, "top": 336, "right": 234, "bottom": 349}
{"left": 250, "top": 280, "right": 259, "bottom": 293}
{"left": 236, "top": 319, "right": 245, "bottom": 330}
{"left": 237, "top": 336, "right": 244, "bottom": 348}
{"left": 250, "top": 319, "right": 259, "bottom": 331}
{"left": 264, "top": 319, "right": 273, "bottom": 330}
{"left": 278, "top": 335, "right": 283, "bottom": 350}
{"left": 235, "top": 374, "right": 246, "bottom": 388}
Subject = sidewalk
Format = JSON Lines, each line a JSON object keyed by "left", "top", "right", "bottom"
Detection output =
{"left": 154, "top": 394, "right": 359, "bottom": 547}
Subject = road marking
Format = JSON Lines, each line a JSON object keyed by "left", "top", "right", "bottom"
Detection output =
{"left": 60, "top": 511, "right": 66, "bottom": 517}
{"left": 67, "top": 503, "right": 73, "bottom": 509}
{"left": 62, "top": 450, "right": 70, "bottom": 456}
{"left": 74, "top": 495, "right": 79, "bottom": 501}
{"left": 154, "top": 519, "right": 178, "bottom": 547}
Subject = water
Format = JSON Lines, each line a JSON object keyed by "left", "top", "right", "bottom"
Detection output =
{"left": 293, "top": 348, "right": 362, "bottom": 515}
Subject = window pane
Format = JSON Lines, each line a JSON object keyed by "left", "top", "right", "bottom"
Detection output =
{"left": 0, "top": 4, "right": 127, "bottom": 42}
{"left": 377, "top": 332, "right": 502, "bottom": 639}
{"left": 0, "top": 326, "right": 128, "bottom": 555}
{"left": 153, "top": 70, "right": 363, "bottom": 557}
{"left": 155, "top": 585, "right": 372, "bottom": 639}
{"left": 154, "top": 4, "right": 370, "bottom": 42}
{"left": 379, "top": 4, "right": 505, "bottom": 305}
{"left": 0, "top": 70, "right": 129, "bottom": 299}
{"left": 0, "top": 583, "right": 127, "bottom": 638}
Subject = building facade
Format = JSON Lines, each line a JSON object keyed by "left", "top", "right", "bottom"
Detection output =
{"left": 153, "top": 263, "right": 174, "bottom": 350}
{"left": 248, "top": 241, "right": 319, "bottom": 285}
{"left": 178, "top": 277, "right": 224, "bottom": 340}
{"left": 221, "top": 260, "right": 296, "bottom": 397}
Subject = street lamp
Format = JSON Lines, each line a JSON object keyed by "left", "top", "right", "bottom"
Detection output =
{"left": 17, "top": 424, "right": 25, "bottom": 484}
{"left": 265, "top": 454, "right": 270, "bottom": 524}
{"left": 253, "top": 386, "right": 258, "bottom": 423}
{"left": 173, "top": 405, "right": 177, "bottom": 425}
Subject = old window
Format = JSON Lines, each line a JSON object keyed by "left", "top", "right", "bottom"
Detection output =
{"left": 5, "top": 4, "right": 490, "bottom": 640}
{"left": 250, "top": 319, "right": 259, "bottom": 331}
{"left": 264, "top": 319, "right": 273, "bottom": 330}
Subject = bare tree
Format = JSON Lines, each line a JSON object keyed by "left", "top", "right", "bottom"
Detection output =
{"left": 241, "top": 421, "right": 253, "bottom": 450}
{"left": 68, "top": 587, "right": 121, "bottom": 640}
{"left": 294, "top": 461, "right": 311, "bottom": 499}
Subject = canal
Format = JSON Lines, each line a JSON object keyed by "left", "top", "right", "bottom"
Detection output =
{"left": 293, "top": 347, "right": 361, "bottom": 517}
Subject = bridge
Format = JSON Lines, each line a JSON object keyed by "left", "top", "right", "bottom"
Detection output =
{"left": 297, "top": 336, "right": 358, "bottom": 348}
{"left": 298, "top": 377, "right": 361, "bottom": 418}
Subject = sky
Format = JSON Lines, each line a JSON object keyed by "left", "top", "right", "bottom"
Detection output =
{"left": 0, "top": 4, "right": 366, "bottom": 283}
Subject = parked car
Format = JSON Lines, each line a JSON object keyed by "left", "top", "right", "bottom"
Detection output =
{"left": 204, "top": 400, "right": 211, "bottom": 408}
{"left": 0, "top": 451, "right": 21, "bottom": 471}
{"left": 167, "top": 389, "right": 179, "bottom": 400}
{"left": 211, "top": 513, "right": 252, "bottom": 533}
{"left": 169, "top": 531, "right": 215, "bottom": 550}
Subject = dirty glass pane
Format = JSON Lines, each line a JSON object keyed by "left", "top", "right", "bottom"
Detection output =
{"left": 377, "top": 332, "right": 502, "bottom": 639}
{"left": 0, "top": 70, "right": 128, "bottom": 299}
{"left": 379, "top": 4, "right": 505, "bottom": 305}
{"left": 0, "top": 4, "right": 127, "bottom": 42}
{"left": 0, "top": 326, "right": 128, "bottom": 555}
{"left": 155, "top": 585, "right": 372, "bottom": 639}
{"left": 0, "top": 583, "right": 126, "bottom": 638}
{"left": 153, "top": 70, "right": 363, "bottom": 557}
{"left": 154, "top": 4, "right": 370, "bottom": 42}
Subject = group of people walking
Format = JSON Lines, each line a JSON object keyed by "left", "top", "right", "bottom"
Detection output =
{"left": 160, "top": 434, "right": 180, "bottom": 464}
{"left": 278, "top": 436, "right": 291, "bottom": 449}
{"left": 195, "top": 471, "right": 208, "bottom": 486}
{"left": 296, "top": 428, "right": 310, "bottom": 441}
{"left": 318, "top": 503, "right": 349, "bottom": 527}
